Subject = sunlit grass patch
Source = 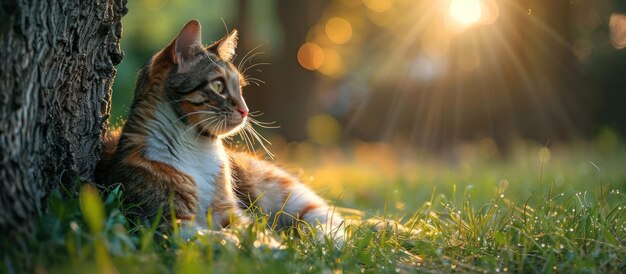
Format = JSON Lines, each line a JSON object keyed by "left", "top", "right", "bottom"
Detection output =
{"left": 2, "top": 141, "right": 625, "bottom": 273}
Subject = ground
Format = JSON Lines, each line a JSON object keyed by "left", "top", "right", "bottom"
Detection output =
{"left": 2, "top": 136, "right": 625, "bottom": 273}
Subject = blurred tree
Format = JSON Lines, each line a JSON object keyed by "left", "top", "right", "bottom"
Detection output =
{"left": 0, "top": 0, "right": 126, "bottom": 233}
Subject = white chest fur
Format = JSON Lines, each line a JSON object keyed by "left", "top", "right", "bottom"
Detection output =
{"left": 144, "top": 104, "right": 228, "bottom": 227}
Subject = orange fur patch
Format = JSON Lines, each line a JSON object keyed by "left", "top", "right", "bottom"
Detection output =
{"left": 124, "top": 149, "right": 194, "bottom": 189}
{"left": 180, "top": 101, "right": 203, "bottom": 127}
{"left": 298, "top": 203, "right": 320, "bottom": 219}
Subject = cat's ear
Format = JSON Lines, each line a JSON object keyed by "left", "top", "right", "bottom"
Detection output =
{"left": 171, "top": 20, "right": 203, "bottom": 67}
{"left": 207, "top": 29, "right": 238, "bottom": 62}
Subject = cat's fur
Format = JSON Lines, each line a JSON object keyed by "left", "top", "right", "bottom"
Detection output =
{"left": 95, "top": 20, "right": 343, "bottom": 239}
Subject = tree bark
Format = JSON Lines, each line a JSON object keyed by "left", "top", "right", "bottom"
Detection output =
{"left": 0, "top": 0, "right": 126, "bottom": 233}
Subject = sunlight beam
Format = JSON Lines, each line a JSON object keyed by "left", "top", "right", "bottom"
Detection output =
{"left": 448, "top": 0, "right": 482, "bottom": 26}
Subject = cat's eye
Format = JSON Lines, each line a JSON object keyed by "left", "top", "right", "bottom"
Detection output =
{"left": 210, "top": 79, "right": 225, "bottom": 94}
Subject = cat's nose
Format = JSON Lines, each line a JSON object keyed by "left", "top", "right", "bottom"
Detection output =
{"left": 237, "top": 106, "right": 249, "bottom": 117}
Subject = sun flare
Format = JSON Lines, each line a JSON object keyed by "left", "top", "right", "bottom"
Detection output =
{"left": 448, "top": 0, "right": 482, "bottom": 26}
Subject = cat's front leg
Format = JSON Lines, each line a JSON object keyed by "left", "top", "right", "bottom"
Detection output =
{"left": 208, "top": 199, "right": 251, "bottom": 229}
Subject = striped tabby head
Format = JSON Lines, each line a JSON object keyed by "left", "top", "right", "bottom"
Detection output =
{"left": 139, "top": 20, "right": 249, "bottom": 138}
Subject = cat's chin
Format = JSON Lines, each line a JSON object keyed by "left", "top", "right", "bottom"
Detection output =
{"left": 221, "top": 121, "right": 246, "bottom": 137}
{"left": 200, "top": 120, "right": 246, "bottom": 139}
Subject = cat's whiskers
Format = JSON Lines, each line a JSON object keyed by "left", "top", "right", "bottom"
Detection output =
{"left": 238, "top": 126, "right": 256, "bottom": 156}
{"left": 245, "top": 124, "right": 272, "bottom": 145}
{"left": 180, "top": 116, "right": 219, "bottom": 138}
{"left": 217, "top": 117, "right": 229, "bottom": 138}
{"left": 237, "top": 44, "right": 264, "bottom": 72}
{"left": 241, "top": 62, "right": 270, "bottom": 77}
{"left": 243, "top": 77, "right": 265, "bottom": 87}
{"left": 236, "top": 45, "right": 269, "bottom": 87}
{"left": 228, "top": 111, "right": 277, "bottom": 158}
{"left": 248, "top": 117, "right": 279, "bottom": 129}
{"left": 195, "top": 117, "right": 221, "bottom": 140}
{"left": 243, "top": 123, "right": 275, "bottom": 159}
{"left": 248, "top": 111, "right": 264, "bottom": 117}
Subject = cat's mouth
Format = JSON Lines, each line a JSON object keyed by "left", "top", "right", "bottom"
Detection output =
{"left": 195, "top": 112, "right": 247, "bottom": 137}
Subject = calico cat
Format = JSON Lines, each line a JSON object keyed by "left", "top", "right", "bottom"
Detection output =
{"left": 95, "top": 20, "right": 343, "bottom": 240}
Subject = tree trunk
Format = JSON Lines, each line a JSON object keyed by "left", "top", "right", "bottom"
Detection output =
{"left": 0, "top": 0, "right": 126, "bottom": 233}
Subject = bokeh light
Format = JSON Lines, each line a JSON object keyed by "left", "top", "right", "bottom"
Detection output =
{"left": 366, "top": 8, "right": 397, "bottom": 27}
{"left": 318, "top": 48, "right": 344, "bottom": 76}
{"left": 297, "top": 42, "right": 325, "bottom": 70}
{"left": 307, "top": 114, "right": 342, "bottom": 145}
{"left": 363, "top": 0, "right": 395, "bottom": 13}
{"left": 325, "top": 17, "right": 353, "bottom": 44}
{"left": 610, "top": 13, "right": 626, "bottom": 49}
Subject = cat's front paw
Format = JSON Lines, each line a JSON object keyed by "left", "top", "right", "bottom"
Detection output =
{"left": 177, "top": 220, "right": 242, "bottom": 245}
{"left": 312, "top": 221, "right": 346, "bottom": 248}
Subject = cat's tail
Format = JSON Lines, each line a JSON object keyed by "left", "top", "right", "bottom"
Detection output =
{"left": 94, "top": 126, "right": 122, "bottom": 185}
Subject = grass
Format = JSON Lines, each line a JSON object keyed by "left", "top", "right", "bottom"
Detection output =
{"left": 2, "top": 138, "right": 625, "bottom": 274}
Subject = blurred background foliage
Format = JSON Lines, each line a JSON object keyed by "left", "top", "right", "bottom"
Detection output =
{"left": 112, "top": 0, "right": 626, "bottom": 154}
{"left": 6, "top": 3, "right": 626, "bottom": 272}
